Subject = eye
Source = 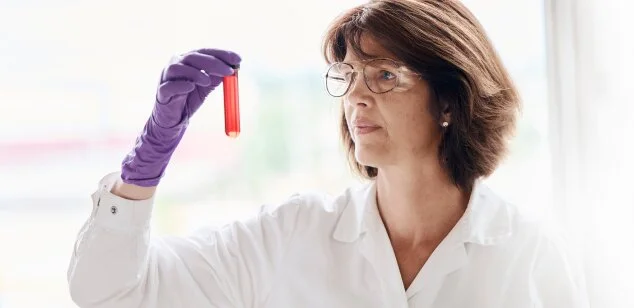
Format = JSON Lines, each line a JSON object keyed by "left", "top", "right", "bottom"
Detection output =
{"left": 379, "top": 70, "right": 396, "bottom": 80}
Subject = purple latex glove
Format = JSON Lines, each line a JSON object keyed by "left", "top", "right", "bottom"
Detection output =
{"left": 121, "top": 48, "right": 241, "bottom": 187}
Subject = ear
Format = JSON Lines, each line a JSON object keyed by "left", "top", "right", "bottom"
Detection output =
{"left": 440, "top": 102, "right": 451, "bottom": 124}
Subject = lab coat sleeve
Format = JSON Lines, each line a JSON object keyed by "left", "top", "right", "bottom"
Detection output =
{"left": 67, "top": 173, "right": 304, "bottom": 308}
{"left": 530, "top": 230, "right": 590, "bottom": 308}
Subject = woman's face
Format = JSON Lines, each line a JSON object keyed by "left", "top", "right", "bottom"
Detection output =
{"left": 343, "top": 35, "right": 443, "bottom": 170}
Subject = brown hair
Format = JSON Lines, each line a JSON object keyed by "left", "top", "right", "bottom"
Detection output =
{"left": 322, "top": 0, "right": 520, "bottom": 191}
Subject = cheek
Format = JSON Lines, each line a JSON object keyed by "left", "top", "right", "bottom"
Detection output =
{"left": 343, "top": 101, "right": 353, "bottom": 129}
{"left": 391, "top": 114, "right": 429, "bottom": 144}
{"left": 384, "top": 99, "right": 430, "bottom": 132}
{"left": 383, "top": 98, "right": 438, "bottom": 145}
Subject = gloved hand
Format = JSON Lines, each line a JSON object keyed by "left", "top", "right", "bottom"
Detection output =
{"left": 120, "top": 48, "right": 241, "bottom": 187}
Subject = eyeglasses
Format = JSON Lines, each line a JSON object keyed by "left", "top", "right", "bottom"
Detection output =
{"left": 324, "top": 58, "right": 420, "bottom": 97}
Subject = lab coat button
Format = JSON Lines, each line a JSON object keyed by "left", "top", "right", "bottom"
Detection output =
{"left": 110, "top": 206, "right": 118, "bottom": 214}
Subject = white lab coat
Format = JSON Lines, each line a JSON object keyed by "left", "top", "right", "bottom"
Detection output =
{"left": 67, "top": 172, "right": 588, "bottom": 308}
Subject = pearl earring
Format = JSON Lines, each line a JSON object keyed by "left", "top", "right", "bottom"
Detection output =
{"left": 441, "top": 121, "right": 449, "bottom": 128}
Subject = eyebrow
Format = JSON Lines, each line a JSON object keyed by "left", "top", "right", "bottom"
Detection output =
{"left": 344, "top": 53, "right": 380, "bottom": 62}
{"left": 343, "top": 56, "right": 390, "bottom": 66}
{"left": 342, "top": 57, "right": 405, "bottom": 66}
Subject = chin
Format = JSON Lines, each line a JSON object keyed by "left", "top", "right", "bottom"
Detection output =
{"left": 353, "top": 144, "right": 386, "bottom": 168}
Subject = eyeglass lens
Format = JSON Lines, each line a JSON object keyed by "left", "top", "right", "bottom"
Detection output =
{"left": 325, "top": 59, "right": 401, "bottom": 97}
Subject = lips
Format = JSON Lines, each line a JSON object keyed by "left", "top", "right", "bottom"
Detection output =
{"left": 352, "top": 117, "right": 381, "bottom": 135}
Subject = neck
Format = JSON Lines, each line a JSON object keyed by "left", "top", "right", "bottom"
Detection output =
{"left": 375, "top": 159, "right": 470, "bottom": 246}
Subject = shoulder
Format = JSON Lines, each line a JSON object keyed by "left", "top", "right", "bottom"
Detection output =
{"left": 471, "top": 182, "right": 564, "bottom": 247}
{"left": 245, "top": 182, "right": 372, "bottom": 233}
{"left": 257, "top": 182, "right": 369, "bottom": 219}
{"left": 505, "top": 206, "right": 588, "bottom": 305}
{"left": 477, "top": 184, "right": 586, "bottom": 288}
{"left": 503, "top": 199, "right": 570, "bottom": 255}
{"left": 468, "top": 182, "right": 580, "bottom": 271}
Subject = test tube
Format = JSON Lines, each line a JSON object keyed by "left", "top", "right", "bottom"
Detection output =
{"left": 223, "top": 65, "right": 240, "bottom": 138}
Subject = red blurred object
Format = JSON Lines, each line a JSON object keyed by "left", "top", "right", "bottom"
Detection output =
{"left": 223, "top": 66, "right": 240, "bottom": 138}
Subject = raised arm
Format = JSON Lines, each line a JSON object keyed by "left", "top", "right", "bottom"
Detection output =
{"left": 67, "top": 49, "right": 298, "bottom": 308}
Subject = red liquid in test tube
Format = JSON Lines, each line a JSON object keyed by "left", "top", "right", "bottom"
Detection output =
{"left": 223, "top": 65, "right": 240, "bottom": 138}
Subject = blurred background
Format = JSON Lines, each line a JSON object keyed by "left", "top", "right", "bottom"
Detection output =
{"left": 0, "top": 0, "right": 632, "bottom": 307}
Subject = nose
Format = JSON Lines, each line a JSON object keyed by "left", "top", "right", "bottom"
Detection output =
{"left": 345, "top": 73, "right": 372, "bottom": 108}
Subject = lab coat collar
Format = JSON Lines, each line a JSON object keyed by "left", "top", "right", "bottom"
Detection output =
{"left": 332, "top": 178, "right": 513, "bottom": 246}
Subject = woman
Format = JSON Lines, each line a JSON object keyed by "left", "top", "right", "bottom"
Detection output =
{"left": 67, "top": 0, "right": 587, "bottom": 307}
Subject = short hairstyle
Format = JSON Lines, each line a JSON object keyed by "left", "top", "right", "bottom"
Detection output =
{"left": 322, "top": 0, "right": 521, "bottom": 191}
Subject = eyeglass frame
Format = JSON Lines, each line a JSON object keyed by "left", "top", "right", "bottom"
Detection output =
{"left": 323, "top": 57, "right": 422, "bottom": 98}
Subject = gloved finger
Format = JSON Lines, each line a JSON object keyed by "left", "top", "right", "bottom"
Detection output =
{"left": 156, "top": 80, "right": 196, "bottom": 103}
{"left": 163, "top": 63, "right": 211, "bottom": 87}
{"left": 196, "top": 48, "right": 242, "bottom": 68}
{"left": 181, "top": 52, "right": 234, "bottom": 77}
